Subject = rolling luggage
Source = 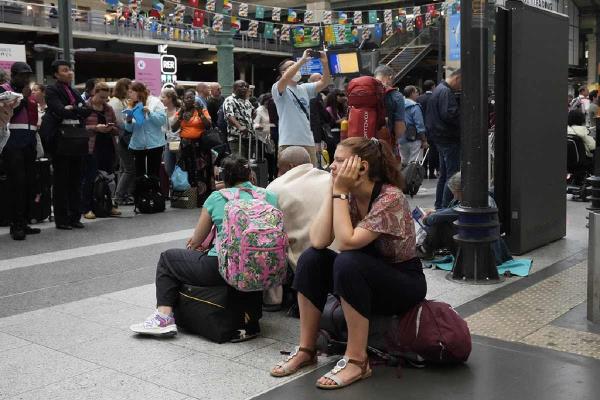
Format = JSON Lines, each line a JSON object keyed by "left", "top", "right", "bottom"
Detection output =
{"left": 402, "top": 149, "right": 428, "bottom": 197}
{"left": 29, "top": 158, "right": 53, "bottom": 224}
{"left": 170, "top": 187, "right": 198, "bottom": 209}
{"left": 238, "top": 134, "right": 268, "bottom": 188}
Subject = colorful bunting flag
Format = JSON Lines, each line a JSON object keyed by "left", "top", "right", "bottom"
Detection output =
{"left": 248, "top": 20, "right": 258, "bottom": 37}
{"left": 398, "top": 8, "right": 406, "bottom": 16}
{"left": 353, "top": 11, "right": 362, "bottom": 25}
{"left": 280, "top": 24, "right": 290, "bottom": 42}
{"left": 427, "top": 4, "right": 436, "bottom": 15}
{"left": 193, "top": 9, "right": 204, "bottom": 27}
{"left": 212, "top": 14, "right": 223, "bottom": 31}
{"left": 384, "top": 9, "right": 392, "bottom": 25}
{"left": 188, "top": 0, "right": 198, "bottom": 7}
{"left": 238, "top": 3, "right": 248, "bottom": 17}
{"left": 385, "top": 23, "right": 393, "bottom": 37}
{"left": 338, "top": 12, "right": 347, "bottom": 24}
{"left": 288, "top": 9, "right": 297, "bottom": 23}
{"left": 231, "top": 16, "right": 240, "bottom": 31}
{"left": 293, "top": 25, "right": 305, "bottom": 44}
{"left": 304, "top": 10, "right": 313, "bottom": 24}
{"left": 272, "top": 7, "right": 281, "bottom": 21}
{"left": 413, "top": 7, "right": 421, "bottom": 16}
{"left": 451, "top": 2, "right": 458, "bottom": 14}
{"left": 206, "top": 0, "right": 215, "bottom": 12}
{"left": 374, "top": 23, "right": 383, "bottom": 40}
{"left": 324, "top": 25, "right": 334, "bottom": 43}
{"left": 322, "top": 11, "right": 332, "bottom": 24}
{"left": 368, "top": 10, "right": 378, "bottom": 24}
{"left": 106, "top": 0, "right": 119, "bottom": 6}
{"left": 264, "top": 22, "right": 274, "bottom": 38}
{"left": 223, "top": 0, "right": 232, "bottom": 13}
{"left": 406, "top": 15, "right": 415, "bottom": 32}
{"left": 425, "top": 12, "right": 432, "bottom": 26}
{"left": 311, "top": 26, "right": 320, "bottom": 43}
{"left": 255, "top": 6, "right": 264, "bottom": 19}
{"left": 415, "top": 15, "right": 424, "bottom": 31}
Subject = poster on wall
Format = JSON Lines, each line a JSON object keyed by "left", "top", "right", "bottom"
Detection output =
{"left": 448, "top": 12, "right": 461, "bottom": 61}
{"left": 0, "top": 44, "right": 26, "bottom": 76}
{"left": 134, "top": 52, "right": 162, "bottom": 96}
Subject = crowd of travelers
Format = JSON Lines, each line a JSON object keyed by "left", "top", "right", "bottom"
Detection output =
{"left": 1, "top": 50, "right": 597, "bottom": 390}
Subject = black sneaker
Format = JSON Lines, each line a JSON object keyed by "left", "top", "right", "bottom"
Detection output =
{"left": 10, "top": 226, "right": 26, "bottom": 241}
{"left": 70, "top": 221, "right": 84, "bottom": 229}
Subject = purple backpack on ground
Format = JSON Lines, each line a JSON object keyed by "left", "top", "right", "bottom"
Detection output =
{"left": 215, "top": 187, "right": 288, "bottom": 292}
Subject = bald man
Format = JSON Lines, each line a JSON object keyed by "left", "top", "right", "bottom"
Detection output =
{"left": 308, "top": 73, "right": 322, "bottom": 83}
{"left": 195, "top": 82, "right": 210, "bottom": 108}
{"left": 264, "top": 146, "right": 334, "bottom": 309}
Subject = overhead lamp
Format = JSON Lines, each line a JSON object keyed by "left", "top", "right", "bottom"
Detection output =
{"left": 202, "top": 61, "right": 214, "bottom": 65}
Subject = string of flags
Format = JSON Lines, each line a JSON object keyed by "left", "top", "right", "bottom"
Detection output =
{"left": 101, "top": 0, "right": 461, "bottom": 44}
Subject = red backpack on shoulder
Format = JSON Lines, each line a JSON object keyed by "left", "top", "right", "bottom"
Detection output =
{"left": 345, "top": 76, "right": 397, "bottom": 147}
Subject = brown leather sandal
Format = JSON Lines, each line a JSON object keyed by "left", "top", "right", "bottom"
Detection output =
{"left": 315, "top": 356, "right": 372, "bottom": 390}
{"left": 270, "top": 346, "right": 317, "bottom": 377}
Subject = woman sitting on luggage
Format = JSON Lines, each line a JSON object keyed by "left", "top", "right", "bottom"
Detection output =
{"left": 270, "top": 137, "right": 426, "bottom": 389}
{"left": 130, "top": 155, "right": 278, "bottom": 342}
{"left": 172, "top": 89, "right": 213, "bottom": 202}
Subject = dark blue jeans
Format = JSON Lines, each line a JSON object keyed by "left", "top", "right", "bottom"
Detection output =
{"left": 435, "top": 142, "right": 461, "bottom": 209}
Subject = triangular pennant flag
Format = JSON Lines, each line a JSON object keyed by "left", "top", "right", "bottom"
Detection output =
{"left": 248, "top": 20, "right": 258, "bottom": 37}
{"left": 212, "top": 14, "right": 223, "bottom": 31}
{"left": 304, "top": 10, "right": 313, "bottom": 24}
{"left": 324, "top": 25, "right": 334, "bottom": 43}
{"left": 338, "top": 12, "right": 347, "bottom": 24}
{"left": 368, "top": 10, "right": 378, "bottom": 24}
{"left": 311, "top": 26, "right": 320, "bottom": 42}
{"left": 385, "top": 23, "right": 393, "bottom": 37}
{"left": 264, "top": 22, "right": 274, "bottom": 38}
{"left": 406, "top": 15, "right": 415, "bottom": 32}
{"left": 206, "top": 0, "right": 215, "bottom": 12}
{"left": 413, "top": 7, "right": 421, "bottom": 16}
{"left": 255, "top": 5, "right": 264, "bottom": 19}
{"left": 293, "top": 26, "right": 305, "bottom": 44}
{"left": 238, "top": 3, "right": 248, "bottom": 17}
{"left": 374, "top": 23, "right": 383, "bottom": 40}
{"left": 288, "top": 9, "right": 297, "bottom": 23}
{"left": 353, "top": 11, "right": 362, "bottom": 25}
{"left": 231, "top": 16, "right": 240, "bottom": 31}
{"left": 415, "top": 15, "right": 424, "bottom": 31}
{"left": 280, "top": 24, "right": 291, "bottom": 42}
{"left": 193, "top": 9, "right": 204, "bottom": 27}
{"left": 188, "top": 0, "right": 198, "bottom": 7}
{"left": 427, "top": 4, "right": 436, "bottom": 14}
{"left": 322, "top": 11, "right": 332, "bottom": 24}
{"left": 272, "top": 7, "right": 281, "bottom": 21}
{"left": 384, "top": 9, "right": 393, "bottom": 25}
{"left": 425, "top": 12, "right": 432, "bottom": 26}
{"left": 223, "top": 0, "right": 232, "bottom": 13}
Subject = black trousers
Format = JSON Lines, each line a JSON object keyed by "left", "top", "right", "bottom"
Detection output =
{"left": 133, "top": 147, "right": 163, "bottom": 179}
{"left": 424, "top": 221, "right": 458, "bottom": 255}
{"left": 52, "top": 154, "right": 83, "bottom": 226}
{"left": 155, "top": 249, "right": 262, "bottom": 327}
{"left": 294, "top": 248, "right": 427, "bottom": 319}
{"left": 1, "top": 145, "right": 35, "bottom": 227}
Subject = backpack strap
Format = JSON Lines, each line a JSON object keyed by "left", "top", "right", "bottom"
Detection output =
{"left": 219, "top": 187, "right": 266, "bottom": 201}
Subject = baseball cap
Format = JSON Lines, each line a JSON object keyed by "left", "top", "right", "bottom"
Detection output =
{"left": 11, "top": 62, "right": 33, "bottom": 75}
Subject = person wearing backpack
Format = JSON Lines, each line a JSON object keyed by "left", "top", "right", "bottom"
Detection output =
{"left": 272, "top": 49, "right": 331, "bottom": 167}
{"left": 270, "top": 137, "right": 426, "bottom": 390}
{"left": 130, "top": 155, "right": 280, "bottom": 342}
{"left": 399, "top": 85, "right": 428, "bottom": 165}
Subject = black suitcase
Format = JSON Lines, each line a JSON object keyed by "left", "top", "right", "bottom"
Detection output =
{"left": 29, "top": 158, "right": 53, "bottom": 224}
{"left": 239, "top": 134, "right": 269, "bottom": 188}
{"left": 173, "top": 284, "right": 239, "bottom": 343}
{"left": 401, "top": 149, "right": 429, "bottom": 197}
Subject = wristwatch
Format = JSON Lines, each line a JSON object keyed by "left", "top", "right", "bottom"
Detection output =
{"left": 332, "top": 193, "right": 349, "bottom": 200}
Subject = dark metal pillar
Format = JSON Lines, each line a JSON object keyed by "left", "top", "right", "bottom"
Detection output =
{"left": 450, "top": 0, "right": 502, "bottom": 283}
{"left": 215, "top": 0, "right": 234, "bottom": 97}
{"left": 57, "top": 0, "right": 73, "bottom": 63}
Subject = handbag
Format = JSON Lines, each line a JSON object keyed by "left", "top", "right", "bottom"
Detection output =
{"left": 56, "top": 125, "right": 89, "bottom": 156}
{"left": 199, "top": 128, "right": 223, "bottom": 150}
{"left": 171, "top": 165, "right": 191, "bottom": 191}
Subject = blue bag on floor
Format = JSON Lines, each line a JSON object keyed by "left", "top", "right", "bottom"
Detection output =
{"left": 171, "top": 165, "right": 190, "bottom": 192}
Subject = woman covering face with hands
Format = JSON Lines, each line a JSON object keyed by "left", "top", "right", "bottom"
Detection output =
{"left": 270, "top": 137, "right": 426, "bottom": 390}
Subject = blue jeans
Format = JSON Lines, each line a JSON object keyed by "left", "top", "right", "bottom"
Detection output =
{"left": 435, "top": 142, "right": 461, "bottom": 209}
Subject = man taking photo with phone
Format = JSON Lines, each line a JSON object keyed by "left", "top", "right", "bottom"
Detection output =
{"left": 272, "top": 49, "right": 331, "bottom": 166}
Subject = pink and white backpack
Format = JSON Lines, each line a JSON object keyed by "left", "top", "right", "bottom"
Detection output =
{"left": 215, "top": 188, "right": 288, "bottom": 292}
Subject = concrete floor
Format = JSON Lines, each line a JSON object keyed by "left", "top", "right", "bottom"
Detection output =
{"left": 0, "top": 180, "right": 597, "bottom": 399}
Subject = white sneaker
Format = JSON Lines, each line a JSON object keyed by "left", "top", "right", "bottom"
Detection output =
{"left": 130, "top": 310, "right": 177, "bottom": 336}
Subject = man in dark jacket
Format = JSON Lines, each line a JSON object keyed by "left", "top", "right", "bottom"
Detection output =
{"left": 0, "top": 62, "right": 41, "bottom": 240}
{"left": 40, "top": 60, "right": 91, "bottom": 230}
{"left": 417, "top": 80, "right": 439, "bottom": 179}
{"left": 425, "top": 69, "right": 461, "bottom": 209}
{"left": 307, "top": 73, "right": 332, "bottom": 167}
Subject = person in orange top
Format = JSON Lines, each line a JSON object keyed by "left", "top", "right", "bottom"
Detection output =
{"left": 172, "top": 89, "right": 214, "bottom": 201}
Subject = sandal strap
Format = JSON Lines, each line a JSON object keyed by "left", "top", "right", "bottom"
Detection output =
{"left": 297, "top": 346, "right": 317, "bottom": 358}
{"left": 276, "top": 346, "right": 316, "bottom": 374}
{"left": 347, "top": 358, "right": 369, "bottom": 375}
{"left": 323, "top": 371, "right": 344, "bottom": 386}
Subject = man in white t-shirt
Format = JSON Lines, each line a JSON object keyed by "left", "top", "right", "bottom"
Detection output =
{"left": 272, "top": 49, "right": 331, "bottom": 166}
